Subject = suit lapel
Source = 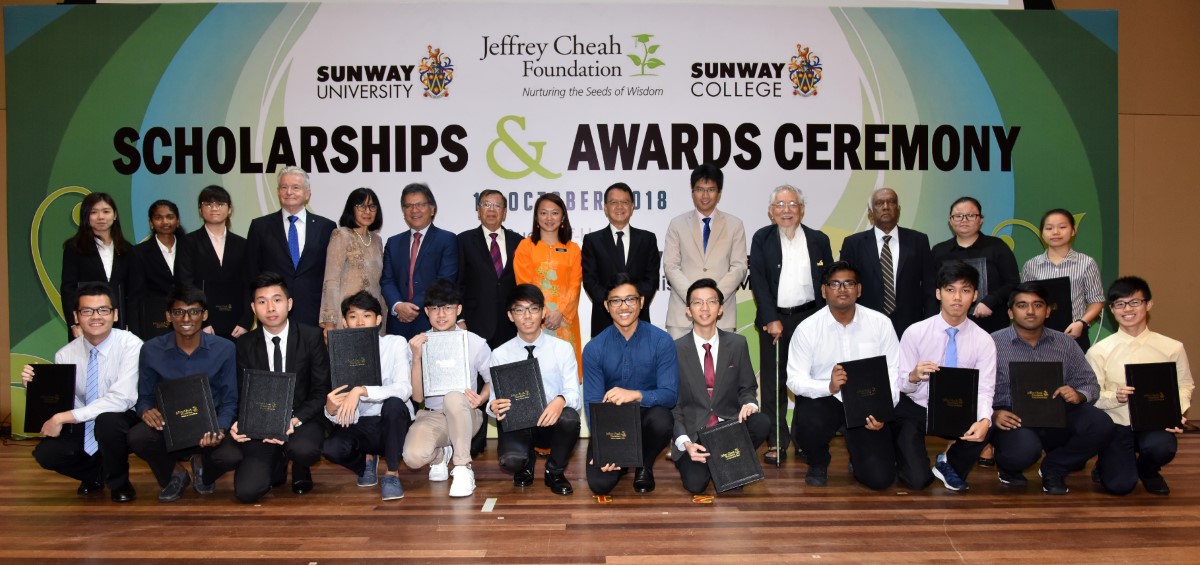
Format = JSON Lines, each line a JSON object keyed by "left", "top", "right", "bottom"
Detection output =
{"left": 285, "top": 325, "right": 301, "bottom": 372}
{"left": 895, "top": 228, "right": 913, "bottom": 275}
{"left": 681, "top": 343, "right": 708, "bottom": 407}
{"left": 707, "top": 211, "right": 726, "bottom": 256}
{"left": 269, "top": 211, "right": 292, "bottom": 269}
{"left": 713, "top": 332, "right": 735, "bottom": 402}
{"left": 252, "top": 329, "right": 270, "bottom": 371}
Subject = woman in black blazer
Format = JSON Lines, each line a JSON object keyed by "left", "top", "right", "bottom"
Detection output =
{"left": 60, "top": 192, "right": 138, "bottom": 341}
{"left": 186, "top": 185, "right": 252, "bottom": 339}
{"left": 132, "top": 199, "right": 194, "bottom": 339}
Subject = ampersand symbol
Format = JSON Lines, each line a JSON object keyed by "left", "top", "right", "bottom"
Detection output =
{"left": 486, "top": 115, "right": 562, "bottom": 180}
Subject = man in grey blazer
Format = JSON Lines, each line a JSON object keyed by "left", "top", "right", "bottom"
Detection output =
{"left": 671, "top": 278, "right": 768, "bottom": 494}
{"left": 662, "top": 163, "right": 748, "bottom": 339}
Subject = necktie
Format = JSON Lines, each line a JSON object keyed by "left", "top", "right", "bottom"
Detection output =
{"left": 490, "top": 233, "right": 503, "bottom": 277}
{"left": 944, "top": 327, "right": 959, "bottom": 368}
{"left": 525, "top": 345, "right": 536, "bottom": 360}
{"left": 272, "top": 336, "right": 283, "bottom": 372}
{"left": 83, "top": 348, "right": 99, "bottom": 456}
{"left": 287, "top": 215, "right": 300, "bottom": 270}
{"left": 703, "top": 343, "right": 718, "bottom": 428}
{"left": 615, "top": 230, "right": 627, "bottom": 272}
{"left": 702, "top": 217, "right": 712, "bottom": 253}
{"left": 408, "top": 231, "right": 422, "bottom": 301}
{"left": 881, "top": 235, "right": 896, "bottom": 315}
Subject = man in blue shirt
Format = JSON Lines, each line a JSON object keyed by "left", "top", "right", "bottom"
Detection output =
{"left": 128, "top": 285, "right": 241, "bottom": 502}
{"left": 583, "top": 274, "right": 679, "bottom": 494}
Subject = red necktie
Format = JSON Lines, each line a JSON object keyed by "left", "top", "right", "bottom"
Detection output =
{"left": 704, "top": 343, "right": 718, "bottom": 427}
{"left": 408, "top": 231, "right": 422, "bottom": 300}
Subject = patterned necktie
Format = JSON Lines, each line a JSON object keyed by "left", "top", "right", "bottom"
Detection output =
{"left": 702, "top": 217, "right": 712, "bottom": 253}
{"left": 615, "top": 230, "right": 627, "bottom": 272}
{"left": 881, "top": 235, "right": 896, "bottom": 315}
{"left": 287, "top": 215, "right": 300, "bottom": 270}
{"left": 272, "top": 336, "right": 283, "bottom": 372}
{"left": 490, "top": 233, "right": 503, "bottom": 277}
{"left": 83, "top": 348, "right": 100, "bottom": 456}
{"left": 408, "top": 231, "right": 422, "bottom": 301}
{"left": 944, "top": 327, "right": 959, "bottom": 368}
{"left": 525, "top": 345, "right": 535, "bottom": 360}
{"left": 703, "top": 343, "right": 718, "bottom": 428}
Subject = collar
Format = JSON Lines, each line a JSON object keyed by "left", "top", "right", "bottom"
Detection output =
{"left": 284, "top": 208, "right": 308, "bottom": 223}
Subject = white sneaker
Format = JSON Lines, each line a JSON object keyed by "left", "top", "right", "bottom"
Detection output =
{"left": 428, "top": 445, "right": 452, "bottom": 482}
{"left": 449, "top": 465, "right": 476, "bottom": 497}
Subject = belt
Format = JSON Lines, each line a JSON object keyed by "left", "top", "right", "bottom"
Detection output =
{"left": 777, "top": 301, "right": 818, "bottom": 316}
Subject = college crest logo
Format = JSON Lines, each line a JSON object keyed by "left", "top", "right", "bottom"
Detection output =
{"left": 788, "top": 44, "right": 822, "bottom": 96}
{"left": 420, "top": 45, "right": 454, "bottom": 98}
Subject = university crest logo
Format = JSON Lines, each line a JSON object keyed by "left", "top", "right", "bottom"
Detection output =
{"left": 420, "top": 45, "right": 454, "bottom": 98}
{"left": 788, "top": 44, "right": 823, "bottom": 96}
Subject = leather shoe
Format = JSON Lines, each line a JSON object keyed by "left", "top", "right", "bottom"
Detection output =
{"left": 633, "top": 467, "right": 655, "bottom": 493}
{"left": 763, "top": 448, "right": 786, "bottom": 465}
{"left": 291, "top": 466, "right": 314, "bottom": 495}
{"left": 544, "top": 471, "right": 573, "bottom": 496}
{"left": 77, "top": 480, "right": 104, "bottom": 496}
{"left": 110, "top": 483, "right": 136, "bottom": 503}
{"left": 513, "top": 468, "right": 534, "bottom": 487}
{"left": 158, "top": 470, "right": 191, "bottom": 503}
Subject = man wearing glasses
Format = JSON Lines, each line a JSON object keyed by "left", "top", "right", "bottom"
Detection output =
{"left": 383, "top": 182, "right": 459, "bottom": 339}
{"left": 22, "top": 282, "right": 143, "bottom": 502}
{"left": 128, "top": 285, "right": 241, "bottom": 502}
{"left": 488, "top": 284, "right": 581, "bottom": 495}
{"left": 787, "top": 262, "right": 902, "bottom": 489}
{"left": 582, "top": 274, "right": 679, "bottom": 494}
{"left": 582, "top": 182, "right": 660, "bottom": 338}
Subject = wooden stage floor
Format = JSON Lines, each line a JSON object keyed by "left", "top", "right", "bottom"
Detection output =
{"left": 1, "top": 435, "right": 1198, "bottom": 563}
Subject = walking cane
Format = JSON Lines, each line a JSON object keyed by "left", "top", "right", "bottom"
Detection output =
{"left": 774, "top": 339, "right": 782, "bottom": 469}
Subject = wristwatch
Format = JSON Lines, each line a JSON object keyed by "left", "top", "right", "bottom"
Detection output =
{"left": 1075, "top": 318, "right": 1090, "bottom": 329}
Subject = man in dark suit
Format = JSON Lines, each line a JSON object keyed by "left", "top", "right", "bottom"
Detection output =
{"left": 671, "top": 278, "right": 768, "bottom": 494}
{"left": 838, "top": 187, "right": 937, "bottom": 338}
{"left": 229, "top": 272, "right": 331, "bottom": 503}
{"left": 245, "top": 167, "right": 336, "bottom": 328}
{"left": 381, "top": 183, "right": 459, "bottom": 338}
{"left": 582, "top": 182, "right": 660, "bottom": 338}
{"left": 748, "top": 185, "right": 834, "bottom": 464}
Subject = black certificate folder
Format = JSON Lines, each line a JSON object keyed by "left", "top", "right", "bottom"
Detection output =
{"left": 24, "top": 364, "right": 76, "bottom": 433}
{"left": 156, "top": 373, "right": 220, "bottom": 452}
{"left": 1126, "top": 362, "right": 1182, "bottom": 432}
{"left": 1011, "top": 361, "right": 1065, "bottom": 428}
{"left": 239, "top": 369, "right": 297, "bottom": 441}
{"left": 328, "top": 327, "right": 382, "bottom": 389}
{"left": 491, "top": 358, "right": 547, "bottom": 432}
{"left": 589, "top": 402, "right": 643, "bottom": 468}
{"left": 927, "top": 367, "right": 978, "bottom": 438}
{"left": 839, "top": 355, "right": 895, "bottom": 428}
{"left": 698, "top": 420, "right": 764, "bottom": 492}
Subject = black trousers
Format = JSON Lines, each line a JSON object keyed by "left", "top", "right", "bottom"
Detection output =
{"left": 992, "top": 402, "right": 1114, "bottom": 479}
{"left": 757, "top": 307, "right": 817, "bottom": 452}
{"left": 792, "top": 396, "right": 897, "bottom": 490}
{"left": 322, "top": 398, "right": 413, "bottom": 474}
{"left": 471, "top": 373, "right": 489, "bottom": 456}
{"left": 233, "top": 420, "right": 326, "bottom": 503}
{"left": 1097, "top": 425, "right": 1177, "bottom": 495}
{"left": 586, "top": 406, "right": 672, "bottom": 495}
{"left": 33, "top": 411, "right": 137, "bottom": 490}
{"left": 497, "top": 407, "right": 581, "bottom": 475}
{"left": 675, "top": 412, "right": 769, "bottom": 494}
{"left": 892, "top": 395, "right": 989, "bottom": 489}
{"left": 128, "top": 422, "right": 242, "bottom": 487}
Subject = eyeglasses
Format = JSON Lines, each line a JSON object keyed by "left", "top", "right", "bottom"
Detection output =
{"left": 78, "top": 306, "right": 114, "bottom": 317}
{"left": 772, "top": 201, "right": 802, "bottom": 210}
{"left": 607, "top": 296, "right": 641, "bottom": 307}
{"left": 200, "top": 202, "right": 228, "bottom": 210}
{"left": 354, "top": 203, "right": 379, "bottom": 212}
{"left": 950, "top": 213, "right": 981, "bottom": 222}
{"left": 689, "top": 298, "right": 721, "bottom": 308}
{"left": 606, "top": 200, "right": 632, "bottom": 208}
{"left": 402, "top": 202, "right": 430, "bottom": 210}
{"left": 692, "top": 187, "right": 718, "bottom": 195}
{"left": 479, "top": 202, "right": 504, "bottom": 210}
{"left": 424, "top": 304, "right": 458, "bottom": 314}
{"left": 170, "top": 308, "right": 205, "bottom": 318}
{"left": 1111, "top": 299, "right": 1146, "bottom": 310}
{"left": 510, "top": 306, "right": 543, "bottom": 316}
{"left": 825, "top": 280, "right": 859, "bottom": 289}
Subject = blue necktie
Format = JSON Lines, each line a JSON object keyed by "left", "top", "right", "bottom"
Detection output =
{"left": 944, "top": 327, "right": 959, "bottom": 368}
{"left": 702, "top": 217, "right": 711, "bottom": 253}
{"left": 84, "top": 348, "right": 99, "bottom": 456}
{"left": 287, "top": 215, "right": 300, "bottom": 269}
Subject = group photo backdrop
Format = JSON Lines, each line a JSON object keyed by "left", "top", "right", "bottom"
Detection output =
{"left": 5, "top": 3, "right": 1117, "bottom": 436}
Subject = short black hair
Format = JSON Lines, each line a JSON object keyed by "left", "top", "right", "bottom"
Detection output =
{"left": 148, "top": 199, "right": 186, "bottom": 234}
{"left": 690, "top": 162, "right": 723, "bottom": 192}
{"left": 936, "top": 260, "right": 979, "bottom": 290}
{"left": 507, "top": 283, "right": 545, "bottom": 309}
{"left": 1040, "top": 208, "right": 1075, "bottom": 230}
{"left": 341, "top": 290, "right": 382, "bottom": 317}
{"left": 338, "top": 187, "right": 383, "bottom": 231}
{"left": 76, "top": 281, "right": 115, "bottom": 308}
{"left": 424, "top": 279, "right": 461, "bottom": 307}
{"left": 1007, "top": 281, "right": 1049, "bottom": 309}
{"left": 169, "top": 285, "right": 208, "bottom": 311}
{"left": 477, "top": 189, "right": 507, "bottom": 207}
{"left": 604, "top": 182, "right": 634, "bottom": 203}
{"left": 685, "top": 278, "right": 723, "bottom": 305}
{"left": 198, "top": 184, "right": 232, "bottom": 206}
{"left": 949, "top": 196, "right": 982, "bottom": 216}
{"left": 1107, "top": 276, "right": 1152, "bottom": 303}
{"left": 821, "top": 260, "right": 860, "bottom": 285}
{"left": 250, "top": 271, "right": 290, "bottom": 299}
{"left": 604, "top": 272, "right": 638, "bottom": 297}
{"left": 402, "top": 182, "right": 437, "bottom": 217}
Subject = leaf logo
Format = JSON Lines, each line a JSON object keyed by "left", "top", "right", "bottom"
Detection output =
{"left": 629, "top": 33, "right": 664, "bottom": 76}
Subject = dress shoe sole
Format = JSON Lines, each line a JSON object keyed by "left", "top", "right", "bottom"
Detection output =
{"left": 292, "top": 481, "right": 314, "bottom": 495}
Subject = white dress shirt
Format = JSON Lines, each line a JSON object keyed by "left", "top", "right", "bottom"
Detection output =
{"left": 95, "top": 238, "right": 115, "bottom": 280}
{"left": 487, "top": 331, "right": 581, "bottom": 417}
{"left": 777, "top": 228, "right": 815, "bottom": 308}
{"left": 281, "top": 208, "right": 308, "bottom": 253}
{"left": 204, "top": 225, "right": 227, "bottom": 265}
{"left": 483, "top": 227, "right": 508, "bottom": 268}
{"left": 786, "top": 304, "right": 900, "bottom": 405}
{"left": 155, "top": 236, "right": 176, "bottom": 275}
{"left": 55, "top": 328, "right": 143, "bottom": 423}
{"left": 422, "top": 329, "right": 492, "bottom": 411}
{"left": 610, "top": 225, "right": 630, "bottom": 266}
{"left": 262, "top": 321, "right": 291, "bottom": 372}
{"left": 325, "top": 334, "right": 416, "bottom": 424}
{"left": 874, "top": 226, "right": 900, "bottom": 296}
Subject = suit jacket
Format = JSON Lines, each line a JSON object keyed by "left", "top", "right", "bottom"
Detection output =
{"left": 839, "top": 226, "right": 937, "bottom": 338}
{"left": 60, "top": 242, "right": 140, "bottom": 341}
{"left": 670, "top": 330, "right": 758, "bottom": 461}
{"left": 245, "top": 210, "right": 336, "bottom": 327}
{"left": 457, "top": 225, "right": 522, "bottom": 348}
{"left": 662, "top": 210, "right": 748, "bottom": 332}
{"left": 235, "top": 322, "right": 331, "bottom": 426}
{"left": 131, "top": 236, "right": 195, "bottom": 339}
{"left": 581, "top": 225, "right": 659, "bottom": 337}
{"left": 749, "top": 224, "right": 834, "bottom": 328}
{"left": 186, "top": 227, "right": 253, "bottom": 338}
{"left": 381, "top": 224, "right": 459, "bottom": 337}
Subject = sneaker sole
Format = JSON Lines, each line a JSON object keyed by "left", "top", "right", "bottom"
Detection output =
{"left": 932, "top": 466, "right": 967, "bottom": 492}
{"left": 381, "top": 493, "right": 405, "bottom": 501}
